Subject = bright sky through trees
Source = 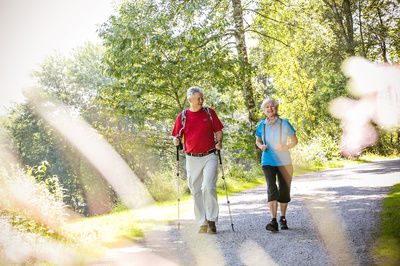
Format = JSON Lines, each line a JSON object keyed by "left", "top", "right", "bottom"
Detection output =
{"left": 0, "top": 0, "right": 115, "bottom": 114}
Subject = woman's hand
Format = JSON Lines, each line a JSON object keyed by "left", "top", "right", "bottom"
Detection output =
{"left": 275, "top": 144, "right": 288, "bottom": 151}
{"left": 275, "top": 135, "right": 298, "bottom": 151}
{"left": 256, "top": 137, "right": 268, "bottom": 151}
{"left": 260, "top": 144, "right": 269, "bottom": 151}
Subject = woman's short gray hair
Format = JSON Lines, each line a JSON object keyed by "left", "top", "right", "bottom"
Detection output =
{"left": 187, "top": 86, "right": 203, "bottom": 99}
{"left": 261, "top": 97, "right": 279, "bottom": 110}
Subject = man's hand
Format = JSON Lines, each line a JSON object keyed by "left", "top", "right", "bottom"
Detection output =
{"left": 173, "top": 136, "right": 180, "bottom": 146}
{"left": 215, "top": 140, "right": 222, "bottom": 150}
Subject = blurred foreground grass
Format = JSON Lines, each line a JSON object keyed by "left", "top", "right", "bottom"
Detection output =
{"left": 373, "top": 183, "right": 400, "bottom": 265}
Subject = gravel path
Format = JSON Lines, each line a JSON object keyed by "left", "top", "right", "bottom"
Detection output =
{"left": 96, "top": 159, "right": 400, "bottom": 266}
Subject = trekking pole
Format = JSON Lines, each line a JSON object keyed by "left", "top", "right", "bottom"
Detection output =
{"left": 176, "top": 145, "right": 181, "bottom": 231}
{"left": 217, "top": 150, "right": 234, "bottom": 232}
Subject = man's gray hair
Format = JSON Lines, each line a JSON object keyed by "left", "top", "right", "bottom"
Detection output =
{"left": 261, "top": 97, "right": 279, "bottom": 110}
{"left": 187, "top": 86, "right": 203, "bottom": 99}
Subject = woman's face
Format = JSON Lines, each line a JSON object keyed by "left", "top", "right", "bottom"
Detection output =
{"left": 263, "top": 101, "right": 277, "bottom": 117}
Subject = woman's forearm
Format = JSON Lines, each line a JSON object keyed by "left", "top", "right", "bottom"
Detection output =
{"left": 287, "top": 134, "right": 298, "bottom": 149}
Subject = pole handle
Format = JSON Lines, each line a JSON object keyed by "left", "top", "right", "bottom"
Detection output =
{"left": 178, "top": 140, "right": 183, "bottom": 151}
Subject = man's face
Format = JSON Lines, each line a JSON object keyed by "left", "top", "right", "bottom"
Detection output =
{"left": 189, "top": 92, "right": 204, "bottom": 108}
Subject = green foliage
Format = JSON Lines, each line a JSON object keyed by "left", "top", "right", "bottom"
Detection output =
{"left": 26, "top": 161, "right": 65, "bottom": 201}
{"left": 0, "top": 164, "right": 66, "bottom": 239}
{"left": 252, "top": 0, "right": 399, "bottom": 160}
{"left": 292, "top": 133, "right": 341, "bottom": 167}
{"left": 366, "top": 129, "right": 400, "bottom": 156}
{"left": 96, "top": 0, "right": 258, "bottom": 163}
{"left": 354, "top": 0, "right": 400, "bottom": 62}
{"left": 145, "top": 170, "right": 184, "bottom": 202}
{"left": 99, "top": 0, "right": 235, "bottom": 123}
{"left": 32, "top": 42, "right": 112, "bottom": 113}
{"left": 373, "top": 183, "right": 400, "bottom": 265}
{"left": 252, "top": 0, "right": 348, "bottom": 142}
{"left": 2, "top": 104, "right": 87, "bottom": 214}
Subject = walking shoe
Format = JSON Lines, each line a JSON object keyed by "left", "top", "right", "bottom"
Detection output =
{"left": 279, "top": 217, "right": 288, "bottom": 230}
{"left": 198, "top": 225, "right": 208, "bottom": 234}
{"left": 266, "top": 219, "right": 279, "bottom": 232}
{"left": 207, "top": 221, "right": 217, "bottom": 234}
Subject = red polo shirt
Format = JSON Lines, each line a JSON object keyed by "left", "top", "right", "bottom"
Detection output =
{"left": 172, "top": 108, "right": 223, "bottom": 154}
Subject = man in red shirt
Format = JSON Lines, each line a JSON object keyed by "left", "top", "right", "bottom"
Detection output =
{"left": 172, "top": 86, "right": 223, "bottom": 234}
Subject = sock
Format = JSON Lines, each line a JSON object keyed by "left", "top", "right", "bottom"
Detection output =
{"left": 272, "top": 218, "right": 277, "bottom": 221}
{"left": 281, "top": 216, "right": 286, "bottom": 220}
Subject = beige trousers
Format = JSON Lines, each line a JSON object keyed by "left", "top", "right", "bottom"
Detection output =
{"left": 186, "top": 153, "right": 219, "bottom": 226}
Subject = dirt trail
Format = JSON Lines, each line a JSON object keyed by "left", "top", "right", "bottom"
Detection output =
{"left": 93, "top": 159, "right": 400, "bottom": 266}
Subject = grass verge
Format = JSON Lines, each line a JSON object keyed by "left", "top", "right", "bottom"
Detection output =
{"left": 373, "top": 183, "right": 400, "bottom": 265}
{"left": 293, "top": 153, "right": 394, "bottom": 175}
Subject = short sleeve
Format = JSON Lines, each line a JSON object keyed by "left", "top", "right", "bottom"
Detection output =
{"left": 209, "top": 108, "right": 224, "bottom": 132}
{"left": 285, "top": 120, "right": 296, "bottom": 136}
{"left": 171, "top": 112, "right": 183, "bottom": 137}
{"left": 255, "top": 121, "right": 263, "bottom": 138}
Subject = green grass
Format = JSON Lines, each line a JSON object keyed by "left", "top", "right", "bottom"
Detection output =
{"left": 373, "top": 183, "right": 400, "bottom": 265}
{"left": 293, "top": 153, "right": 393, "bottom": 175}
{"left": 61, "top": 198, "right": 196, "bottom": 260}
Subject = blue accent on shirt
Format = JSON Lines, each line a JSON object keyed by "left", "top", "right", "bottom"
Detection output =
{"left": 255, "top": 118, "right": 296, "bottom": 166}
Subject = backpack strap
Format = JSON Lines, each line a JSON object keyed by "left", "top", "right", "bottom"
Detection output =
{"left": 178, "top": 109, "right": 187, "bottom": 138}
{"left": 203, "top": 106, "right": 214, "bottom": 132}
{"left": 263, "top": 122, "right": 266, "bottom": 145}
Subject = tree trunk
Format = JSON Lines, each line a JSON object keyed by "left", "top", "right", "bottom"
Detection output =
{"left": 377, "top": 7, "right": 389, "bottom": 63}
{"left": 343, "top": 0, "right": 355, "bottom": 56}
{"left": 323, "top": 0, "right": 355, "bottom": 56}
{"left": 358, "top": 0, "right": 367, "bottom": 57}
{"left": 231, "top": 0, "right": 258, "bottom": 129}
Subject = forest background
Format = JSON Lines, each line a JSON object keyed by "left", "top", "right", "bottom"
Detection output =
{"left": 1, "top": 0, "right": 399, "bottom": 218}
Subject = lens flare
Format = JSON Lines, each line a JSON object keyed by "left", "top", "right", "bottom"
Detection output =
{"left": 330, "top": 57, "right": 400, "bottom": 156}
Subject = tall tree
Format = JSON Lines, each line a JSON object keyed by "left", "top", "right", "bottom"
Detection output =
{"left": 231, "top": 0, "right": 258, "bottom": 128}
{"left": 252, "top": 0, "right": 347, "bottom": 142}
{"left": 360, "top": 0, "right": 400, "bottom": 62}
{"left": 322, "top": 0, "right": 356, "bottom": 56}
{"left": 99, "top": 0, "right": 234, "bottom": 125}
{"left": 98, "top": 0, "right": 267, "bottom": 160}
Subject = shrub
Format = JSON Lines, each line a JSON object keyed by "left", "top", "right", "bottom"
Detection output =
{"left": 0, "top": 163, "right": 67, "bottom": 237}
{"left": 145, "top": 168, "right": 188, "bottom": 202}
{"left": 0, "top": 163, "right": 75, "bottom": 264}
{"left": 292, "top": 134, "right": 341, "bottom": 167}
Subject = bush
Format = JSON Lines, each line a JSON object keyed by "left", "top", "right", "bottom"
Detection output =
{"left": 292, "top": 134, "right": 341, "bottom": 167}
{"left": 226, "top": 164, "right": 262, "bottom": 182}
{"left": 0, "top": 163, "right": 67, "bottom": 237}
{"left": 145, "top": 168, "right": 188, "bottom": 202}
{"left": 366, "top": 129, "right": 400, "bottom": 156}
